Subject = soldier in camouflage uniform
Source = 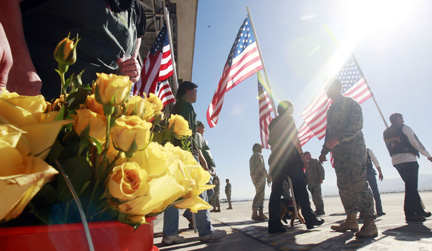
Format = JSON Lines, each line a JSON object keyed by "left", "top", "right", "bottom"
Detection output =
{"left": 304, "top": 152, "right": 325, "bottom": 215}
{"left": 210, "top": 175, "right": 221, "bottom": 212}
{"left": 249, "top": 143, "right": 269, "bottom": 221}
{"left": 319, "top": 79, "right": 377, "bottom": 238}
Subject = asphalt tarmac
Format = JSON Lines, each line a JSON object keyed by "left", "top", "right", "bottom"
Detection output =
{"left": 153, "top": 191, "right": 432, "bottom": 250}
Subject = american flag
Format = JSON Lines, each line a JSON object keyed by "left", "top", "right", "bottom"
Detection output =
{"left": 134, "top": 25, "right": 175, "bottom": 106}
{"left": 298, "top": 55, "right": 372, "bottom": 145}
{"left": 257, "top": 71, "right": 273, "bottom": 149}
{"left": 206, "top": 17, "right": 263, "bottom": 127}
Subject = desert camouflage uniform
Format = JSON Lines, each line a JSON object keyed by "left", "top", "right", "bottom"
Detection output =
{"left": 321, "top": 96, "right": 375, "bottom": 220}
{"left": 305, "top": 158, "right": 325, "bottom": 213}
{"left": 210, "top": 176, "right": 220, "bottom": 209}
{"left": 250, "top": 152, "right": 267, "bottom": 210}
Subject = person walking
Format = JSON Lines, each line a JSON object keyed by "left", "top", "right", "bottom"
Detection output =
{"left": 383, "top": 113, "right": 432, "bottom": 222}
{"left": 319, "top": 79, "right": 377, "bottom": 238}
{"left": 267, "top": 100, "right": 324, "bottom": 233}
{"left": 249, "top": 143, "right": 269, "bottom": 221}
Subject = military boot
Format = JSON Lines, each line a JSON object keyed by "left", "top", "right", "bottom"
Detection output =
{"left": 331, "top": 214, "right": 359, "bottom": 232}
{"left": 251, "top": 209, "right": 259, "bottom": 220}
{"left": 355, "top": 219, "right": 378, "bottom": 238}
{"left": 258, "top": 208, "right": 268, "bottom": 221}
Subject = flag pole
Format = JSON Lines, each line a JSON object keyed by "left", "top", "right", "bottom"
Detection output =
{"left": 163, "top": 7, "right": 179, "bottom": 96}
{"left": 246, "top": 7, "right": 277, "bottom": 117}
{"left": 351, "top": 55, "right": 389, "bottom": 128}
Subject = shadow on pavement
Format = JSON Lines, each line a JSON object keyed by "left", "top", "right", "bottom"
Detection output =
{"left": 382, "top": 223, "right": 432, "bottom": 241}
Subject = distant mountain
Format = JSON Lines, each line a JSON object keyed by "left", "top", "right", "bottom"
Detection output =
{"left": 323, "top": 174, "right": 432, "bottom": 197}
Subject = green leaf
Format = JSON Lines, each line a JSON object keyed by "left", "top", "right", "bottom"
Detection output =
{"left": 46, "top": 140, "right": 65, "bottom": 164}
{"left": 67, "top": 87, "right": 90, "bottom": 110}
{"left": 28, "top": 184, "right": 57, "bottom": 224}
{"left": 56, "top": 156, "right": 93, "bottom": 201}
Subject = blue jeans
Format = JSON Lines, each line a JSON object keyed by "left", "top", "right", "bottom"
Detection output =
{"left": 394, "top": 162, "right": 425, "bottom": 216}
{"left": 163, "top": 191, "right": 213, "bottom": 237}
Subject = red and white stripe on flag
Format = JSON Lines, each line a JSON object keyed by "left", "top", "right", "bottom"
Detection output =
{"left": 297, "top": 55, "right": 372, "bottom": 145}
{"left": 134, "top": 25, "right": 175, "bottom": 107}
{"left": 257, "top": 72, "right": 273, "bottom": 149}
{"left": 155, "top": 80, "right": 175, "bottom": 107}
{"left": 206, "top": 17, "right": 263, "bottom": 128}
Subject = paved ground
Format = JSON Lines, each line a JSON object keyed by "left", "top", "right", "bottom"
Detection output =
{"left": 153, "top": 191, "right": 432, "bottom": 250}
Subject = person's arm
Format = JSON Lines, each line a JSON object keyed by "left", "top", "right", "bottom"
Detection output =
{"left": 198, "top": 149, "right": 209, "bottom": 171}
{"left": 368, "top": 149, "right": 383, "bottom": 180}
{"left": 402, "top": 125, "right": 432, "bottom": 161}
{"left": 116, "top": 38, "right": 141, "bottom": 83}
{"left": 318, "top": 161, "right": 325, "bottom": 183}
{"left": 0, "top": 0, "right": 42, "bottom": 95}
{"left": 0, "top": 23, "right": 13, "bottom": 88}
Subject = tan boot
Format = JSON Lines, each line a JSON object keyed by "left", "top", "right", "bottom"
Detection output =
{"left": 355, "top": 219, "right": 378, "bottom": 238}
{"left": 331, "top": 214, "right": 359, "bottom": 232}
{"left": 251, "top": 209, "right": 259, "bottom": 220}
{"left": 258, "top": 208, "right": 268, "bottom": 220}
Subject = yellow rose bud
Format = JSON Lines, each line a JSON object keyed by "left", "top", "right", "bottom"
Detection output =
{"left": 108, "top": 162, "right": 149, "bottom": 201}
{"left": 94, "top": 73, "right": 132, "bottom": 106}
{"left": 168, "top": 114, "right": 192, "bottom": 138}
{"left": 146, "top": 93, "right": 163, "bottom": 113}
{"left": 125, "top": 95, "right": 146, "bottom": 118}
{"left": 111, "top": 115, "right": 152, "bottom": 153}
{"left": 73, "top": 109, "right": 106, "bottom": 144}
{"left": 86, "top": 94, "right": 105, "bottom": 116}
{"left": 53, "top": 35, "right": 79, "bottom": 65}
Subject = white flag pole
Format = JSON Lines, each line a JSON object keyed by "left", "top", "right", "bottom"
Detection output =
{"left": 163, "top": 7, "right": 179, "bottom": 96}
{"left": 246, "top": 7, "right": 277, "bottom": 117}
{"left": 351, "top": 55, "right": 389, "bottom": 128}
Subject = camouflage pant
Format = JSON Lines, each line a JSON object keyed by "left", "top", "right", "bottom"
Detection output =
{"left": 308, "top": 183, "right": 324, "bottom": 213}
{"left": 251, "top": 172, "right": 266, "bottom": 210}
{"left": 334, "top": 153, "right": 375, "bottom": 220}
{"left": 210, "top": 192, "right": 220, "bottom": 209}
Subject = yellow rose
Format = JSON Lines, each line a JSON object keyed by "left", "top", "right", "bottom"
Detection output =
{"left": 73, "top": 109, "right": 106, "bottom": 144}
{"left": 164, "top": 142, "right": 199, "bottom": 166}
{"left": 94, "top": 73, "right": 132, "bottom": 106}
{"left": 53, "top": 35, "right": 79, "bottom": 65}
{"left": 142, "top": 101, "right": 155, "bottom": 122}
{"left": 86, "top": 94, "right": 105, "bottom": 116}
{"left": 108, "top": 162, "right": 149, "bottom": 201}
{"left": 146, "top": 93, "right": 163, "bottom": 113}
{"left": 0, "top": 97, "right": 42, "bottom": 126}
{"left": 130, "top": 142, "right": 174, "bottom": 178}
{"left": 125, "top": 95, "right": 146, "bottom": 118}
{"left": 175, "top": 194, "right": 212, "bottom": 213}
{"left": 168, "top": 114, "right": 192, "bottom": 138}
{"left": 118, "top": 174, "right": 185, "bottom": 216}
{"left": 0, "top": 126, "right": 58, "bottom": 222}
{"left": 21, "top": 119, "right": 73, "bottom": 159}
{"left": 111, "top": 115, "right": 152, "bottom": 153}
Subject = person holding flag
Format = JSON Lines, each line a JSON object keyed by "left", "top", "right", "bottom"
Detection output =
{"left": 319, "top": 79, "right": 377, "bottom": 238}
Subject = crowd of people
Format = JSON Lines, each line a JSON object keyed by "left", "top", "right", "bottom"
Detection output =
{"left": 1, "top": 1, "right": 431, "bottom": 247}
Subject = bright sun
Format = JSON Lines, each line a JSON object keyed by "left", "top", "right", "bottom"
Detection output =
{"left": 338, "top": 0, "right": 419, "bottom": 37}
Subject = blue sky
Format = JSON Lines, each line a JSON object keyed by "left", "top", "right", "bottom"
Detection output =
{"left": 189, "top": 0, "right": 432, "bottom": 199}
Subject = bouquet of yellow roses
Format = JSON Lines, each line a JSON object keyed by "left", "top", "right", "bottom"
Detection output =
{"left": 0, "top": 35, "right": 213, "bottom": 229}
